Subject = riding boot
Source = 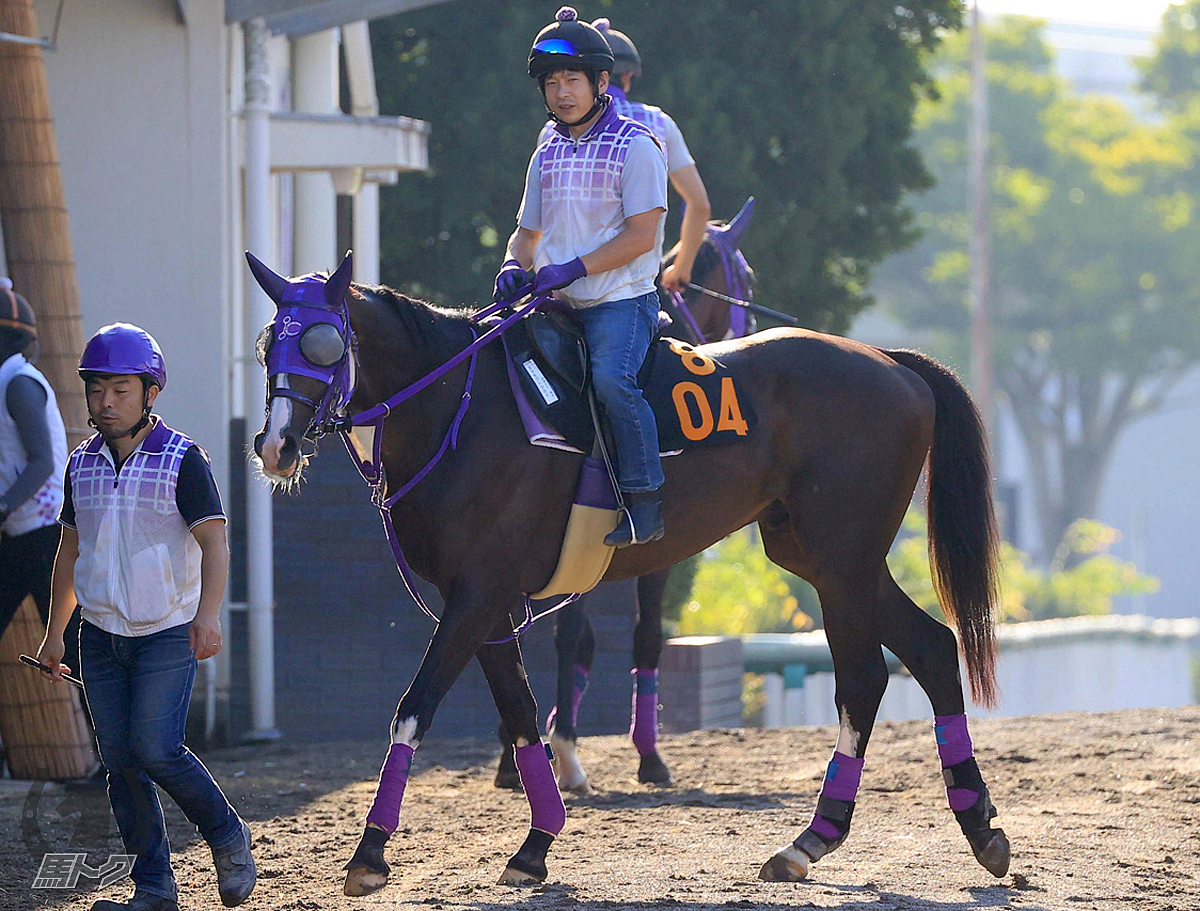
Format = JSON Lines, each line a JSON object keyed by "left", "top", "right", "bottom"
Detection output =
{"left": 605, "top": 490, "right": 665, "bottom": 548}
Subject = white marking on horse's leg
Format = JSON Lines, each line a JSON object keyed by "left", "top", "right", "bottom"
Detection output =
{"left": 390, "top": 716, "right": 420, "bottom": 748}
{"left": 835, "top": 707, "right": 862, "bottom": 756}
{"left": 549, "top": 731, "right": 591, "bottom": 794}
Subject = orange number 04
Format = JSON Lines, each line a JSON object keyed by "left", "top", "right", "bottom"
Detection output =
{"left": 666, "top": 341, "right": 749, "bottom": 441}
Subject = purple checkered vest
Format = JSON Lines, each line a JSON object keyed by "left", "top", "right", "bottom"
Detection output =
{"left": 532, "top": 102, "right": 666, "bottom": 307}
{"left": 66, "top": 419, "right": 204, "bottom": 636}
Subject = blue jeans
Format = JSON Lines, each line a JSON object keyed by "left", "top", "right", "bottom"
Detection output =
{"left": 574, "top": 292, "right": 665, "bottom": 492}
{"left": 79, "top": 620, "right": 241, "bottom": 901}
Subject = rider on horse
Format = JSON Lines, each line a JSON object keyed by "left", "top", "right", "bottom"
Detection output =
{"left": 537, "top": 17, "right": 713, "bottom": 296}
{"left": 496, "top": 6, "right": 669, "bottom": 547}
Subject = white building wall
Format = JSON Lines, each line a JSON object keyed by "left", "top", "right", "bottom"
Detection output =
{"left": 35, "top": 0, "right": 232, "bottom": 500}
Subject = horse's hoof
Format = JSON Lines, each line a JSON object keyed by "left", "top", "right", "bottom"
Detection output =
{"left": 970, "top": 827, "right": 1011, "bottom": 878}
{"left": 637, "top": 750, "right": 674, "bottom": 786}
{"left": 758, "top": 845, "right": 811, "bottom": 882}
{"left": 343, "top": 827, "right": 390, "bottom": 896}
{"left": 498, "top": 864, "right": 544, "bottom": 886}
{"left": 343, "top": 866, "right": 389, "bottom": 897}
{"left": 550, "top": 732, "right": 590, "bottom": 794}
{"left": 500, "top": 829, "right": 552, "bottom": 886}
{"left": 494, "top": 768, "right": 524, "bottom": 791}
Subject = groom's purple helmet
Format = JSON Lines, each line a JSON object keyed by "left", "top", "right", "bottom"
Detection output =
{"left": 78, "top": 322, "right": 168, "bottom": 391}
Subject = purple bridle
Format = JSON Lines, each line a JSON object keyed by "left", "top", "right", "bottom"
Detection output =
{"left": 668, "top": 196, "right": 756, "bottom": 343}
{"left": 250, "top": 253, "right": 580, "bottom": 644}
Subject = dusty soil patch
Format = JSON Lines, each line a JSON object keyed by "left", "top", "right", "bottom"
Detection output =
{"left": 3, "top": 707, "right": 1197, "bottom": 910}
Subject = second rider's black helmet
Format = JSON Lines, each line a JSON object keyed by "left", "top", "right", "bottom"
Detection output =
{"left": 529, "top": 6, "right": 615, "bottom": 82}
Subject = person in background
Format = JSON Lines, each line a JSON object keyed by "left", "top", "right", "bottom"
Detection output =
{"left": 0, "top": 277, "right": 73, "bottom": 676}
{"left": 37, "top": 323, "right": 255, "bottom": 911}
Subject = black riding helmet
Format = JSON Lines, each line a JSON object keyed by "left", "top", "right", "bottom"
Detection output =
{"left": 592, "top": 18, "right": 641, "bottom": 79}
{"left": 529, "top": 6, "right": 615, "bottom": 127}
{"left": 0, "top": 278, "right": 38, "bottom": 359}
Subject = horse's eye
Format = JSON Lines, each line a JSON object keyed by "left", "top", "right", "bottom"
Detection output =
{"left": 299, "top": 323, "right": 346, "bottom": 367}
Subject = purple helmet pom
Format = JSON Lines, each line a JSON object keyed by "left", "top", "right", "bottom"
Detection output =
{"left": 556, "top": 6, "right": 577, "bottom": 22}
{"left": 592, "top": 17, "right": 610, "bottom": 31}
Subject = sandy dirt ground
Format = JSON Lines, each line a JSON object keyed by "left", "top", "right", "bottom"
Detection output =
{"left": 2, "top": 706, "right": 1198, "bottom": 911}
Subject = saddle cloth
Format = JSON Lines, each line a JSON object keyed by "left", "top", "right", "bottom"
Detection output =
{"left": 503, "top": 308, "right": 757, "bottom": 455}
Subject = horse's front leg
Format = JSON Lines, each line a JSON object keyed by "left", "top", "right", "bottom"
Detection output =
{"left": 343, "top": 581, "right": 516, "bottom": 897}
{"left": 633, "top": 568, "right": 673, "bottom": 785}
{"left": 477, "top": 632, "right": 567, "bottom": 884}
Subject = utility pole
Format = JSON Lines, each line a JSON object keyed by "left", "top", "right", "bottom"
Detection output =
{"left": 968, "top": 0, "right": 994, "bottom": 439}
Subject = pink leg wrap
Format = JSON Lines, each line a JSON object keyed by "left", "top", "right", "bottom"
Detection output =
{"left": 630, "top": 668, "right": 659, "bottom": 756}
{"left": 515, "top": 742, "right": 565, "bottom": 835}
{"left": 365, "top": 743, "right": 414, "bottom": 835}
{"left": 935, "top": 713, "right": 979, "bottom": 811}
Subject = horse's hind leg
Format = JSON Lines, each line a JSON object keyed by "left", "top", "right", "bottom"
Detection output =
{"left": 545, "top": 603, "right": 595, "bottom": 794}
{"left": 477, "top": 633, "right": 567, "bottom": 885}
{"left": 876, "top": 570, "right": 1010, "bottom": 877}
{"left": 755, "top": 519, "right": 889, "bottom": 882}
{"left": 633, "top": 568, "right": 673, "bottom": 785}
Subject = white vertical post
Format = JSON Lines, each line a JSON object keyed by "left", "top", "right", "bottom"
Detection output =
{"left": 242, "top": 17, "right": 279, "bottom": 742}
{"left": 292, "top": 29, "right": 339, "bottom": 272}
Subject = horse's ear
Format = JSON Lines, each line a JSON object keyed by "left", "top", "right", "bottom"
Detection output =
{"left": 325, "top": 250, "right": 354, "bottom": 308}
{"left": 724, "top": 196, "right": 756, "bottom": 249}
{"left": 245, "top": 251, "right": 289, "bottom": 306}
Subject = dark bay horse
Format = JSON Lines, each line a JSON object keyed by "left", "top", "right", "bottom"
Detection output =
{"left": 495, "top": 200, "right": 763, "bottom": 795}
{"left": 249, "top": 252, "right": 1009, "bottom": 895}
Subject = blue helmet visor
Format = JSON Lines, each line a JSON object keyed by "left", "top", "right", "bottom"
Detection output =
{"left": 533, "top": 37, "right": 578, "bottom": 57}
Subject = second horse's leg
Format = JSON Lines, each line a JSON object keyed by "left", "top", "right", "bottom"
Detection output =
{"left": 477, "top": 633, "right": 567, "bottom": 885}
{"left": 547, "top": 602, "right": 594, "bottom": 794}
{"left": 632, "top": 568, "right": 673, "bottom": 785}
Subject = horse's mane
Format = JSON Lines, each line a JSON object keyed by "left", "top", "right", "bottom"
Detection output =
{"left": 353, "top": 282, "right": 477, "bottom": 355}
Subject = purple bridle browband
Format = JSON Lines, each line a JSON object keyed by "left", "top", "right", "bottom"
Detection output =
{"left": 267, "top": 282, "right": 580, "bottom": 644}
{"left": 668, "top": 226, "right": 754, "bottom": 344}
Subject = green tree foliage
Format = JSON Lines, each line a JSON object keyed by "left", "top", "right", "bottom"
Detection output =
{"left": 371, "top": 0, "right": 962, "bottom": 330}
{"left": 676, "top": 529, "right": 817, "bottom": 636}
{"left": 888, "top": 512, "right": 1158, "bottom": 623}
{"left": 878, "top": 17, "right": 1200, "bottom": 558}
{"left": 1139, "top": 1, "right": 1200, "bottom": 111}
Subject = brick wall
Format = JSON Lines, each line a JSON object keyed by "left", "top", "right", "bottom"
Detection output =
{"left": 228, "top": 448, "right": 638, "bottom": 744}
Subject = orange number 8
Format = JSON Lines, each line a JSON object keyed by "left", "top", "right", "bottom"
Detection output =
{"left": 668, "top": 339, "right": 716, "bottom": 376}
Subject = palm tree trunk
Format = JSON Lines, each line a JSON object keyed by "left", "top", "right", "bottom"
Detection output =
{"left": 0, "top": 0, "right": 87, "bottom": 443}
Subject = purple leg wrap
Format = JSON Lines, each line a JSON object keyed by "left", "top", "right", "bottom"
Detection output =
{"left": 808, "top": 751, "right": 864, "bottom": 840}
{"left": 630, "top": 668, "right": 659, "bottom": 756}
{"left": 515, "top": 742, "right": 566, "bottom": 835}
{"left": 935, "top": 713, "right": 979, "bottom": 811}
{"left": 365, "top": 742, "right": 414, "bottom": 835}
{"left": 546, "top": 664, "right": 590, "bottom": 735}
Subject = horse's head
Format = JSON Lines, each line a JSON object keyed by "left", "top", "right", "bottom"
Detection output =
{"left": 667, "top": 196, "right": 757, "bottom": 343}
{"left": 246, "top": 250, "right": 355, "bottom": 486}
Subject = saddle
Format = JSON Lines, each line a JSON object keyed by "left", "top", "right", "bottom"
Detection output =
{"left": 504, "top": 305, "right": 756, "bottom": 456}
{"left": 504, "top": 305, "right": 756, "bottom": 600}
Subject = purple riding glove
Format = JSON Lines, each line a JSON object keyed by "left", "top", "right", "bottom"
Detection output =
{"left": 532, "top": 257, "right": 587, "bottom": 295}
{"left": 493, "top": 259, "right": 529, "bottom": 303}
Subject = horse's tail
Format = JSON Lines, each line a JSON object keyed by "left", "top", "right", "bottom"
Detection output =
{"left": 882, "top": 348, "right": 1000, "bottom": 707}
